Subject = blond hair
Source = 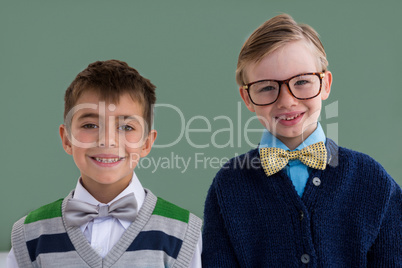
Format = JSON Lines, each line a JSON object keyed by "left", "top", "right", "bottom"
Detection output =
{"left": 236, "top": 14, "right": 328, "bottom": 86}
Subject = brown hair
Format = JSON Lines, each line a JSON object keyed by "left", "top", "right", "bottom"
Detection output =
{"left": 64, "top": 60, "right": 156, "bottom": 134}
{"left": 236, "top": 14, "right": 328, "bottom": 86}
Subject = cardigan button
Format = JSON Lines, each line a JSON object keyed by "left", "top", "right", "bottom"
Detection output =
{"left": 301, "top": 254, "right": 310, "bottom": 264}
{"left": 299, "top": 210, "right": 304, "bottom": 221}
{"left": 312, "top": 177, "right": 321, "bottom": 186}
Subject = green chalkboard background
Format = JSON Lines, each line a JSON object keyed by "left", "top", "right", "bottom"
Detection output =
{"left": 1, "top": 0, "right": 401, "bottom": 251}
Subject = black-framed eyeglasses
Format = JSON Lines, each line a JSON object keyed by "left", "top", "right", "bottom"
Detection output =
{"left": 242, "top": 72, "right": 325, "bottom": 106}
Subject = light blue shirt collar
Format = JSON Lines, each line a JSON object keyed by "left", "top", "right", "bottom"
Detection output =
{"left": 259, "top": 122, "right": 326, "bottom": 151}
{"left": 258, "top": 123, "right": 326, "bottom": 197}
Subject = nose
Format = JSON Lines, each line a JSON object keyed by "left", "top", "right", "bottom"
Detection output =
{"left": 98, "top": 119, "right": 117, "bottom": 148}
{"left": 276, "top": 83, "right": 298, "bottom": 108}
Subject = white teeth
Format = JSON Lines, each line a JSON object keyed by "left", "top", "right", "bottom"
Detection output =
{"left": 94, "top": 158, "right": 121, "bottom": 163}
{"left": 279, "top": 114, "right": 300, "bottom": 121}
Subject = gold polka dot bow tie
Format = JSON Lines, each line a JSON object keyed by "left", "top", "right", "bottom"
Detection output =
{"left": 260, "top": 141, "right": 327, "bottom": 177}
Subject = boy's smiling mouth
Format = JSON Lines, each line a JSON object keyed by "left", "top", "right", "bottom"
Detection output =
{"left": 274, "top": 112, "right": 306, "bottom": 127}
{"left": 92, "top": 157, "right": 124, "bottom": 163}
{"left": 276, "top": 112, "right": 304, "bottom": 121}
{"left": 88, "top": 154, "right": 126, "bottom": 166}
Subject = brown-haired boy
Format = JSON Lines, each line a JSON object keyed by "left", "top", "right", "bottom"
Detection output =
{"left": 8, "top": 60, "right": 202, "bottom": 268}
{"left": 202, "top": 14, "right": 402, "bottom": 266}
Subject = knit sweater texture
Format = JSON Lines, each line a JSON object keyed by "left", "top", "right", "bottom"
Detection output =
{"left": 202, "top": 139, "right": 402, "bottom": 267}
{"left": 12, "top": 189, "right": 202, "bottom": 268}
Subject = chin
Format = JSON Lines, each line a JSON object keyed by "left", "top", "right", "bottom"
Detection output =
{"left": 278, "top": 128, "right": 303, "bottom": 138}
{"left": 94, "top": 177, "right": 120, "bottom": 185}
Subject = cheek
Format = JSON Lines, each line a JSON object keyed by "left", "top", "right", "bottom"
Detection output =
{"left": 121, "top": 134, "right": 147, "bottom": 156}
{"left": 250, "top": 107, "right": 275, "bottom": 131}
{"left": 120, "top": 131, "right": 145, "bottom": 145}
{"left": 254, "top": 106, "right": 274, "bottom": 121}
{"left": 257, "top": 118, "right": 271, "bottom": 129}
{"left": 71, "top": 147, "right": 87, "bottom": 164}
{"left": 305, "top": 100, "right": 322, "bottom": 121}
{"left": 72, "top": 129, "right": 98, "bottom": 143}
{"left": 124, "top": 144, "right": 144, "bottom": 168}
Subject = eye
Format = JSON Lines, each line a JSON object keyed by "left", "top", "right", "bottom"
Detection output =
{"left": 118, "top": 125, "right": 134, "bottom": 131}
{"left": 258, "top": 86, "right": 277, "bottom": 93}
{"left": 251, "top": 80, "right": 278, "bottom": 94}
{"left": 82, "top": 123, "right": 98, "bottom": 129}
{"left": 294, "top": 80, "right": 310, "bottom": 86}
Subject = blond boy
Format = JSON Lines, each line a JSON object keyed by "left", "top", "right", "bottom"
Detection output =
{"left": 202, "top": 14, "right": 402, "bottom": 267}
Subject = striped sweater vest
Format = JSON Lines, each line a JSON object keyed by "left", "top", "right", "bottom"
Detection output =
{"left": 12, "top": 189, "right": 202, "bottom": 268}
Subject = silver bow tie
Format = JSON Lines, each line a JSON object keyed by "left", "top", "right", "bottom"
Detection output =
{"left": 64, "top": 193, "right": 138, "bottom": 227}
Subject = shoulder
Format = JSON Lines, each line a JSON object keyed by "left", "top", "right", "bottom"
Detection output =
{"left": 145, "top": 191, "right": 202, "bottom": 230}
{"left": 204, "top": 148, "right": 265, "bottom": 207}
{"left": 333, "top": 141, "right": 398, "bottom": 195}
{"left": 11, "top": 198, "right": 66, "bottom": 265}
{"left": 338, "top": 144, "right": 389, "bottom": 176}
{"left": 143, "top": 191, "right": 202, "bottom": 264}
{"left": 215, "top": 148, "right": 260, "bottom": 178}
{"left": 12, "top": 198, "right": 65, "bottom": 242}
{"left": 12, "top": 198, "right": 66, "bottom": 244}
{"left": 22, "top": 198, "right": 64, "bottom": 224}
{"left": 152, "top": 196, "right": 199, "bottom": 223}
{"left": 327, "top": 138, "right": 389, "bottom": 175}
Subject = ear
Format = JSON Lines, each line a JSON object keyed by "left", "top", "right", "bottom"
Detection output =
{"left": 321, "top": 71, "right": 333, "bottom": 101}
{"left": 239, "top": 87, "right": 256, "bottom": 112}
{"left": 59, "top": 124, "right": 72, "bottom": 155}
{"left": 140, "top": 129, "right": 157, "bottom": 157}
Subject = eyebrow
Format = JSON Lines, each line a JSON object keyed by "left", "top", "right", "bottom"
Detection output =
{"left": 76, "top": 113, "right": 141, "bottom": 122}
{"left": 120, "top": 115, "right": 141, "bottom": 123}
{"left": 76, "top": 113, "right": 99, "bottom": 121}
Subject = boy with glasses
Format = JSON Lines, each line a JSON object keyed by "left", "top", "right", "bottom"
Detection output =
{"left": 202, "top": 14, "right": 402, "bottom": 267}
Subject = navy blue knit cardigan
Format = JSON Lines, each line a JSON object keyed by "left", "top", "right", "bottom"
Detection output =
{"left": 202, "top": 139, "right": 402, "bottom": 267}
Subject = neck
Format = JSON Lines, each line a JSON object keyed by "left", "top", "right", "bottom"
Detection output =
{"left": 80, "top": 177, "right": 131, "bottom": 204}
{"left": 277, "top": 137, "right": 302, "bottom": 151}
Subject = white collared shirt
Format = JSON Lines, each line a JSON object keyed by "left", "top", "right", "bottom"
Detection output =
{"left": 7, "top": 172, "right": 202, "bottom": 267}
{"left": 73, "top": 172, "right": 145, "bottom": 257}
